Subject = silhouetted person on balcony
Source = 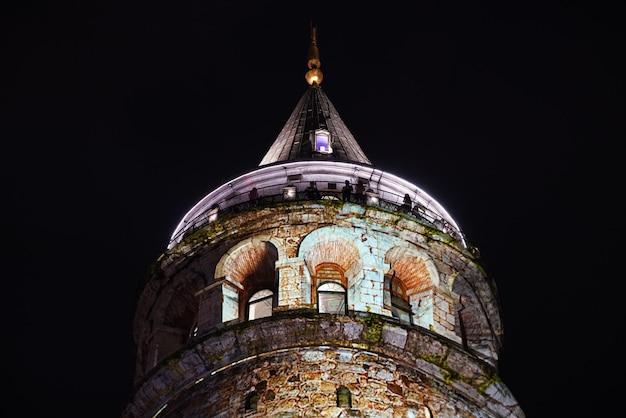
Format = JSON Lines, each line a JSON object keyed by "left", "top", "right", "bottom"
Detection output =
{"left": 401, "top": 193, "right": 412, "bottom": 213}
{"left": 305, "top": 181, "right": 320, "bottom": 200}
{"left": 249, "top": 187, "right": 259, "bottom": 205}
{"left": 342, "top": 180, "right": 353, "bottom": 202}
{"left": 354, "top": 180, "right": 366, "bottom": 203}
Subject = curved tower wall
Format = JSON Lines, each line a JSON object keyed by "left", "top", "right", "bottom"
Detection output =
{"left": 124, "top": 197, "right": 523, "bottom": 417}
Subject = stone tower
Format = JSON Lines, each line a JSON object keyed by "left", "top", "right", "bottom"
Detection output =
{"left": 123, "top": 28, "right": 525, "bottom": 418}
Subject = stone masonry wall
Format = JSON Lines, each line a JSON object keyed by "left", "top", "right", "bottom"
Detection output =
{"left": 123, "top": 315, "right": 524, "bottom": 418}
{"left": 133, "top": 203, "right": 503, "bottom": 383}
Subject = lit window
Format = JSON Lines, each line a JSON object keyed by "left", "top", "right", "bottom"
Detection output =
{"left": 384, "top": 273, "right": 412, "bottom": 325}
{"left": 318, "top": 282, "right": 346, "bottom": 315}
{"left": 314, "top": 129, "right": 332, "bottom": 153}
{"left": 248, "top": 289, "right": 273, "bottom": 320}
{"left": 336, "top": 385, "right": 352, "bottom": 407}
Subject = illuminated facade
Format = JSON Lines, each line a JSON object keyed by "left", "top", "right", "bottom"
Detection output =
{"left": 123, "top": 28, "right": 525, "bottom": 418}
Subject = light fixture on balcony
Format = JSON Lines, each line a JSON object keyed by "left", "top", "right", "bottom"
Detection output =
{"left": 283, "top": 185, "right": 297, "bottom": 200}
{"left": 207, "top": 204, "right": 219, "bottom": 222}
{"left": 365, "top": 189, "right": 379, "bottom": 205}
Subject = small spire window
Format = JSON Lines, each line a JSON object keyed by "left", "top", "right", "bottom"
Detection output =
{"left": 314, "top": 129, "right": 332, "bottom": 153}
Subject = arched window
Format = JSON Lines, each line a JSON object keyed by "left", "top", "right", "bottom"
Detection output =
{"left": 336, "top": 385, "right": 352, "bottom": 407}
{"left": 248, "top": 289, "right": 273, "bottom": 320}
{"left": 318, "top": 282, "right": 346, "bottom": 315}
{"left": 244, "top": 390, "right": 259, "bottom": 411}
{"left": 384, "top": 272, "right": 412, "bottom": 325}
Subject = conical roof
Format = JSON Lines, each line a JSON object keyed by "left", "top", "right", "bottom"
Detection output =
{"left": 259, "top": 28, "right": 372, "bottom": 167}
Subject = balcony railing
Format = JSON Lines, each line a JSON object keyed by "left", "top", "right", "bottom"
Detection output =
{"left": 169, "top": 182, "right": 466, "bottom": 249}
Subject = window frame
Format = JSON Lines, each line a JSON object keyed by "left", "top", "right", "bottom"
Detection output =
{"left": 317, "top": 281, "right": 347, "bottom": 315}
{"left": 313, "top": 129, "right": 332, "bottom": 154}
{"left": 384, "top": 272, "right": 412, "bottom": 325}
{"left": 247, "top": 288, "right": 274, "bottom": 321}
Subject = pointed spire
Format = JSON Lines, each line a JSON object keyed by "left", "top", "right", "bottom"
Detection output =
{"left": 305, "top": 26, "right": 323, "bottom": 86}
{"left": 258, "top": 27, "right": 372, "bottom": 167}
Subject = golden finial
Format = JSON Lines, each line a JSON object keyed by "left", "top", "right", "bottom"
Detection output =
{"left": 305, "top": 26, "right": 323, "bottom": 86}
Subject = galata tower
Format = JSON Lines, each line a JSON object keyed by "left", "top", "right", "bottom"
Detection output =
{"left": 122, "top": 27, "right": 525, "bottom": 418}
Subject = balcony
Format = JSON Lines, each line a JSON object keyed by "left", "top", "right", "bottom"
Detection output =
{"left": 168, "top": 161, "right": 466, "bottom": 249}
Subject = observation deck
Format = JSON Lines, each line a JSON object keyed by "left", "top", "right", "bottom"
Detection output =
{"left": 168, "top": 161, "right": 467, "bottom": 249}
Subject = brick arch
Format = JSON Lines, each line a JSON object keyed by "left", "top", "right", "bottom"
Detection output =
{"left": 222, "top": 242, "right": 277, "bottom": 286}
{"left": 384, "top": 245, "right": 441, "bottom": 330}
{"left": 214, "top": 237, "right": 281, "bottom": 322}
{"left": 384, "top": 246, "right": 439, "bottom": 296}
{"left": 148, "top": 279, "right": 199, "bottom": 368}
{"left": 160, "top": 281, "right": 197, "bottom": 329}
{"left": 298, "top": 227, "right": 362, "bottom": 275}
{"left": 215, "top": 236, "right": 283, "bottom": 285}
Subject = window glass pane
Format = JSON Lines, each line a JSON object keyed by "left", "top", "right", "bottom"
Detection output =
{"left": 385, "top": 276, "right": 412, "bottom": 325}
{"left": 248, "top": 290, "right": 273, "bottom": 320}
{"left": 249, "top": 289, "right": 273, "bottom": 302}
{"left": 393, "top": 306, "right": 412, "bottom": 325}
{"left": 315, "top": 130, "right": 331, "bottom": 153}
{"left": 391, "top": 294, "right": 411, "bottom": 311}
{"left": 318, "top": 282, "right": 346, "bottom": 315}
{"left": 317, "top": 271, "right": 346, "bottom": 314}
{"left": 318, "top": 282, "right": 344, "bottom": 292}
{"left": 223, "top": 283, "right": 239, "bottom": 322}
{"left": 319, "top": 292, "right": 345, "bottom": 314}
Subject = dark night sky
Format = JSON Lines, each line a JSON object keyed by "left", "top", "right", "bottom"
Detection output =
{"left": 3, "top": 1, "right": 624, "bottom": 417}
